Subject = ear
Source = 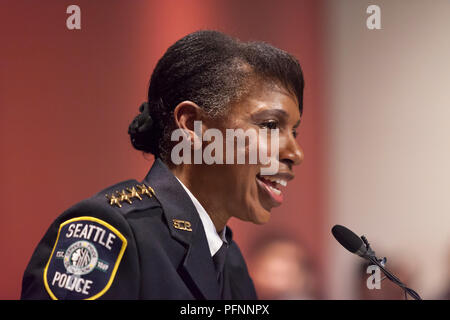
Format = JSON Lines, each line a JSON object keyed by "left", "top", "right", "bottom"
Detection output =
{"left": 173, "top": 101, "right": 204, "bottom": 143}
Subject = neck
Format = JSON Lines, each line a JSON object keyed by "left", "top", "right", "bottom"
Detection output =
{"left": 171, "top": 164, "right": 231, "bottom": 233}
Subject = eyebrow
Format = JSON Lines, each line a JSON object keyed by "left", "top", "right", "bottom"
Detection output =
{"left": 251, "top": 108, "right": 301, "bottom": 127}
{"left": 251, "top": 109, "right": 288, "bottom": 121}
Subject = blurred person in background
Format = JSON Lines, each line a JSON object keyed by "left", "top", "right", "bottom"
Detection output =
{"left": 247, "top": 234, "right": 320, "bottom": 300}
{"left": 436, "top": 247, "right": 450, "bottom": 299}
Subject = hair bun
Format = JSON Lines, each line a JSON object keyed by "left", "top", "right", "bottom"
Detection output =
{"left": 128, "top": 102, "right": 158, "bottom": 154}
{"left": 137, "top": 102, "right": 153, "bottom": 132}
{"left": 128, "top": 102, "right": 153, "bottom": 134}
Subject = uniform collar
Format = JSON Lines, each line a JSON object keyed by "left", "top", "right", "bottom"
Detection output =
{"left": 143, "top": 158, "right": 200, "bottom": 245}
{"left": 143, "top": 158, "right": 224, "bottom": 299}
{"left": 175, "top": 177, "right": 227, "bottom": 256}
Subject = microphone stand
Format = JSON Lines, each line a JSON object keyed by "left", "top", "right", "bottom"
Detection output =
{"left": 360, "top": 235, "right": 422, "bottom": 300}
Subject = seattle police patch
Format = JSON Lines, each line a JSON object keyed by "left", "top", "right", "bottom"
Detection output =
{"left": 43, "top": 216, "right": 127, "bottom": 300}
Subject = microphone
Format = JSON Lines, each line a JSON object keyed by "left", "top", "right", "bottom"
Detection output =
{"left": 331, "top": 224, "right": 422, "bottom": 300}
{"left": 331, "top": 225, "right": 374, "bottom": 258}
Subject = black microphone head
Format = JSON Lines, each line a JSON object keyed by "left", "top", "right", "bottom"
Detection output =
{"left": 332, "top": 225, "right": 364, "bottom": 254}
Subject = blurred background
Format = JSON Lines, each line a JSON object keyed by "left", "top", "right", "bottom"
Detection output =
{"left": 1, "top": 0, "right": 449, "bottom": 299}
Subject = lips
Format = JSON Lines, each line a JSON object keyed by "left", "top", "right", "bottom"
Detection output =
{"left": 256, "top": 173, "right": 291, "bottom": 206}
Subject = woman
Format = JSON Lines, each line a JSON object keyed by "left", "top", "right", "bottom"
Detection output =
{"left": 21, "top": 30, "right": 304, "bottom": 300}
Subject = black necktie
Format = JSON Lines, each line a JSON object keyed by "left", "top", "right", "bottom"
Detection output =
{"left": 212, "top": 242, "right": 228, "bottom": 298}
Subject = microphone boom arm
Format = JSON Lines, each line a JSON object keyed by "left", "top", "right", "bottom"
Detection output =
{"left": 360, "top": 235, "right": 422, "bottom": 300}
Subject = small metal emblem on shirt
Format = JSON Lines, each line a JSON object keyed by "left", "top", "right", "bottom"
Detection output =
{"left": 173, "top": 219, "right": 193, "bottom": 232}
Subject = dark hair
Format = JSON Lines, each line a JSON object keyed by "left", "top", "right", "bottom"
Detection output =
{"left": 128, "top": 30, "right": 304, "bottom": 161}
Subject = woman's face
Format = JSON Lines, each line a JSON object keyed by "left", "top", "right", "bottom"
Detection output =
{"left": 194, "top": 82, "right": 304, "bottom": 226}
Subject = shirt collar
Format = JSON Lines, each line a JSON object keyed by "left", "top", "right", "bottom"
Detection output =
{"left": 175, "top": 177, "right": 226, "bottom": 256}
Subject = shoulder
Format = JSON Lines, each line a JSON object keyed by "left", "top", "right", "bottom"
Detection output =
{"left": 53, "top": 178, "right": 164, "bottom": 270}
{"left": 21, "top": 178, "right": 161, "bottom": 300}
{"left": 53, "top": 179, "right": 162, "bottom": 239}
{"left": 81, "top": 179, "right": 161, "bottom": 217}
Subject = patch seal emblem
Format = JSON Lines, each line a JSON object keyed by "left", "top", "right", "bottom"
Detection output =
{"left": 63, "top": 240, "right": 99, "bottom": 275}
{"left": 43, "top": 216, "right": 127, "bottom": 300}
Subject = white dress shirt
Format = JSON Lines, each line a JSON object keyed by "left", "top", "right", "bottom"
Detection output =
{"left": 176, "top": 177, "right": 227, "bottom": 256}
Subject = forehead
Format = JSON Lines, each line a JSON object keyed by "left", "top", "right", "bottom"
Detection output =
{"left": 231, "top": 81, "right": 301, "bottom": 120}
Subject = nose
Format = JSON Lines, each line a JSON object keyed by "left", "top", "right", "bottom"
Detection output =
{"left": 280, "top": 135, "right": 304, "bottom": 168}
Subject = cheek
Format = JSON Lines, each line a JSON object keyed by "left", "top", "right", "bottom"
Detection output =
{"left": 212, "top": 164, "right": 254, "bottom": 197}
{"left": 239, "top": 167, "right": 272, "bottom": 224}
{"left": 230, "top": 165, "right": 258, "bottom": 195}
{"left": 258, "top": 130, "right": 282, "bottom": 173}
{"left": 220, "top": 165, "right": 259, "bottom": 215}
{"left": 212, "top": 121, "right": 271, "bottom": 222}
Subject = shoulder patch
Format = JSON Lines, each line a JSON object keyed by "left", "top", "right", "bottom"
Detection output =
{"left": 43, "top": 216, "right": 127, "bottom": 300}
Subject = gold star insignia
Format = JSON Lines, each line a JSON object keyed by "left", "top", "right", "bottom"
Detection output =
{"left": 126, "top": 186, "right": 142, "bottom": 201}
{"left": 116, "top": 190, "right": 132, "bottom": 204}
{"left": 136, "top": 184, "right": 155, "bottom": 198}
{"left": 105, "top": 193, "right": 122, "bottom": 208}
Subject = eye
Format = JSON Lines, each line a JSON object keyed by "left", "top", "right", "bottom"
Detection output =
{"left": 292, "top": 129, "right": 298, "bottom": 138}
{"left": 260, "top": 120, "right": 279, "bottom": 130}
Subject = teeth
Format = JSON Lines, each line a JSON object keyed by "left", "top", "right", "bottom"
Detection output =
{"left": 257, "top": 176, "right": 284, "bottom": 196}
{"left": 260, "top": 176, "right": 288, "bottom": 187}
{"left": 268, "top": 185, "right": 281, "bottom": 195}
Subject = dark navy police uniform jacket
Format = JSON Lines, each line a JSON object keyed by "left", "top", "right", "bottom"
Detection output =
{"left": 21, "top": 159, "right": 257, "bottom": 300}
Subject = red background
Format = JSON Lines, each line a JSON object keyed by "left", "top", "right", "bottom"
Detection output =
{"left": 0, "top": 0, "right": 326, "bottom": 299}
